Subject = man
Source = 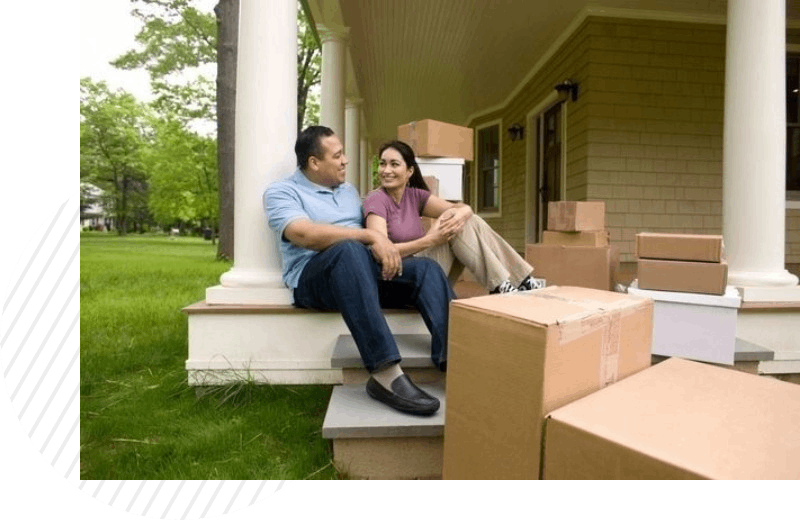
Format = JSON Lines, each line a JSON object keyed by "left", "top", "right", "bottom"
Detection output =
{"left": 263, "top": 126, "right": 454, "bottom": 416}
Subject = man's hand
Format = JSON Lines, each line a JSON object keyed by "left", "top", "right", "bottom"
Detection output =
{"left": 367, "top": 231, "right": 403, "bottom": 280}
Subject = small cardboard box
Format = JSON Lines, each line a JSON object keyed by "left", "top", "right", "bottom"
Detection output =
{"left": 417, "top": 157, "right": 465, "bottom": 201}
{"left": 638, "top": 258, "right": 728, "bottom": 295}
{"left": 547, "top": 201, "right": 605, "bottom": 231}
{"left": 542, "top": 230, "right": 609, "bottom": 247}
{"left": 443, "top": 286, "right": 653, "bottom": 480}
{"left": 636, "top": 232, "right": 724, "bottom": 262}
{"left": 397, "top": 119, "right": 474, "bottom": 160}
{"left": 627, "top": 284, "right": 740, "bottom": 365}
{"left": 543, "top": 357, "right": 800, "bottom": 479}
{"left": 525, "top": 244, "right": 619, "bottom": 291}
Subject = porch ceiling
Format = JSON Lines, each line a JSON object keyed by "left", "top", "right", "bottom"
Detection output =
{"left": 309, "top": 0, "right": 800, "bottom": 148}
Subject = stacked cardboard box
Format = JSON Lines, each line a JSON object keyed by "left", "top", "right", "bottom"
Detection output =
{"left": 543, "top": 357, "right": 800, "bottom": 479}
{"left": 442, "top": 286, "right": 653, "bottom": 479}
{"left": 635, "top": 232, "right": 727, "bottom": 295}
{"left": 524, "top": 201, "right": 618, "bottom": 291}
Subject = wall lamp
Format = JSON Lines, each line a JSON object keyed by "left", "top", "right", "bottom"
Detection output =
{"left": 555, "top": 79, "right": 579, "bottom": 101}
{"left": 507, "top": 123, "right": 525, "bottom": 142}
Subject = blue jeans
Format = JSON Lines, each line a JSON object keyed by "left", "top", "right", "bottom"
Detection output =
{"left": 293, "top": 240, "right": 454, "bottom": 372}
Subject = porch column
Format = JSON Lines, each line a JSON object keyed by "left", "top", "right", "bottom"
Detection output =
{"left": 360, "top": 136, "right": 369, "bottom": 196}
{"left": 722, "top": 0, "right": 798, "bottom": 288}
{"left": 345, "top": 98, "right": 362, "bottom": 189}
{"left": 206, "top": 0, "right": 296, "bottom": 305}
{"left": 317, "top": 24, "right": 349, "bottom": 138}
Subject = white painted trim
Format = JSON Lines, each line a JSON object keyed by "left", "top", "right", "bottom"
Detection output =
{"left": 473, "top": 118, "right": 503, "bottom": 218}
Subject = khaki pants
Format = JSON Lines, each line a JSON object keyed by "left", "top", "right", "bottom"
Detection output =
{"left": 417, "top": 215, "right": 533, "bottom": 291}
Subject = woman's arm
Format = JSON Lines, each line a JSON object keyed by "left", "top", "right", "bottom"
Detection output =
{"left": 365, "top": 213, "right": 450, "bottom": 257}
{"left": 422, "top": 195, "right": 473, "bottom": 235}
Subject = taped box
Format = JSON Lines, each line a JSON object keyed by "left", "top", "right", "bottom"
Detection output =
{"left": 397, "top": 119, "right": 473, "bottom": 160}
{"left": 547, "top": 201, "right": 605, "bottom": 232}
{"left": 543, "top": 357, "right": 800, "bottom": 479}
{"left": 637, "top": 258, "right": 728, "bottom": 295}
{"left": 542, "top": 230, "right": 609, "bottom": 247}
{"left": 443, "top": 286, "right": 653, "bottom": 480}
{"left": 525, "top": 244, "right": 619, "bottom": 291}
{"left": 636, "top": 233, "right": 724, "bottom": 263}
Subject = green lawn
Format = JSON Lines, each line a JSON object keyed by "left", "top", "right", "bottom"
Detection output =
{"left": 80, "top": 233, "right": 338, "bottom": 479}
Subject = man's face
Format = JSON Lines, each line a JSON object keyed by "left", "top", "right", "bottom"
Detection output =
{"left": 308, "top": 135, "right": 347, "bottom": 188}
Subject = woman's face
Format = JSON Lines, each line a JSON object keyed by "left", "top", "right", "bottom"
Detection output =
{"left": 379, "top": 147, "right": 414, "bottom": 191}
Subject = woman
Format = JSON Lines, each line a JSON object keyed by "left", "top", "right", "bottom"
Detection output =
{"left": 363, "top": 140, "right": 542, "bottom": 294}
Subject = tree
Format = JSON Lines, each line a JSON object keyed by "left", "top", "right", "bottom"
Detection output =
{"left": 80, "top": 78, "right": 151, "bottom": 235}
{"left": 144, "top": 117, "right": 218, "bottom": 233}
{"left": 297, "top": 4, "right": 321, "bottom": 131}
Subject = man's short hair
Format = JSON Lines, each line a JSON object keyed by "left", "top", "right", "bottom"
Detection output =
{"left": 296, "top": 126, "right": 335, "bottom": 170}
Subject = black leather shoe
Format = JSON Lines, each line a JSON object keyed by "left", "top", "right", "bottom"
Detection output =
{"left": 366, "top": 375, "right": 440, "bottom": 416}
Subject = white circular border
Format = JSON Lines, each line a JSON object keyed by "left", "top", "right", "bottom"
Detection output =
{"left": 0, "top": 200, "right": 283, "bottom": 519}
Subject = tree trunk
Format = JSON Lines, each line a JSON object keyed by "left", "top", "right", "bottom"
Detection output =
{"left": 215, "top": 0, "right": 238, "bottom": 261}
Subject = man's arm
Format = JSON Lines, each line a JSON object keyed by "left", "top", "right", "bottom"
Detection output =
{"left": 284, "top": 219, "right": 403, "bottom": 280}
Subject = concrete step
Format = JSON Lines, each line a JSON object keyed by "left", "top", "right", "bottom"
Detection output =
{"left": 332, "top": 334, "right": 445, "bottom": 385}
{"left": 322, "top": 381, "right": 446, "bottom": 479}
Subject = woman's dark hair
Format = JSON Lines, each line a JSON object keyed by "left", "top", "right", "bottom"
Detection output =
{"left": 378, "top": 140, "right": 429, "bottom": 191}
{"left": 296, "top": 125, "right": 335, "bottom": 169}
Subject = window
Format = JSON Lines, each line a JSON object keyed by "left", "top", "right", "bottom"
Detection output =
{"left": 788, "top": 54, "right": 800, "bottom": 195}
{"left": 477, "top": 124, "right": 500, "bottom": 212}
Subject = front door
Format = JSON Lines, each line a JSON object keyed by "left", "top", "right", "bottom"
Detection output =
{"left": 528, "top": 102, "right": 563, "bottom": 242}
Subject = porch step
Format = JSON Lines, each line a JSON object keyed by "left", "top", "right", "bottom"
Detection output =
{"left": 332, "top": 333, "right": 444, "bottom": 384}
{"left": 324, "top": 333, "right": 447, "bottom": 478}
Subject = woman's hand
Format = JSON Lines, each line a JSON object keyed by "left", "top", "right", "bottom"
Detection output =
{"left": 425, "top": 217, "right": 453, "bottom": 246}
{"left": 437, "top": 204, "right": 472, "bottom": 237}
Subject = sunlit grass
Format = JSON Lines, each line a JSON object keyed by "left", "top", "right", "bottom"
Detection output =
{"left": 80, "top": 233, "right": 338, "bottom": 479}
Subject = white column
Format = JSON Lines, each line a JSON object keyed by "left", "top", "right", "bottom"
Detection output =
{"left": 360, "top": 136, "right": 369, "bottom": 196}
{"left": 317, "top": 24, "right": 349, "bottom": 138}
{"left": 345, "top": 98, "right": 362, "bottom": 189}
{"left": 206, "top": 0, "right": 296, "bottom": 305}
{"left": 723, "top": 0, "right": 798, "bottom": 289}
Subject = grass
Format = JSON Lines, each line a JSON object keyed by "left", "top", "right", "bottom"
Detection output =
{"left": 80, "top": 233, "right": 339, "bottom": 479}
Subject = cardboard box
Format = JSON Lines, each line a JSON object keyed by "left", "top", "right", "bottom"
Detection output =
{"left": 397, "top": 119, "right": 474, "bottom": 160}
{"left": 525, "top": 244, "right": 619, "bottom": 291}
{"left": 542, "top": 230, "right": 609, "bottom": 247}
{"left": 543, "top": 357, "right": 800, "bottom": 479}
{"left": 547, "top": 201, "right": 605, "bottom": 231}
{"left": 637, "top": 258, "right": 728, "bottom": 295}
{"left": 443, "top": 286, "right": 653, "bottom": 480}
{"left": 636, "top": 233, "right": 724, "bottom": 262}
{"left": 627, "top": 285, "right": 740, "bottom": 365}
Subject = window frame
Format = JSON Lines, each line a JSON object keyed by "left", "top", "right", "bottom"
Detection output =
{"left": 473, "top": 119, "right": 503, "bottom": 217}
{"left": 787, "top": 46, "right": 800, "bottom": 207}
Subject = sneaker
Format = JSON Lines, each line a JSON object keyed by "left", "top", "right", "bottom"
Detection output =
{"left": 518, "top": 276, "right": 546, "bottom": 291}
{"left": 490, "top": 280, "right": 518, "bottom": 294}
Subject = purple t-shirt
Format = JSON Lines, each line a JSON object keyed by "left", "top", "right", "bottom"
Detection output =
{"left": 363, "top": 187, "right": 431, "bottom": 243}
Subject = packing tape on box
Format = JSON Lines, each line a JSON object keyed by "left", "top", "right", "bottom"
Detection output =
{"left": 556, "top": 309, "right": 623, "bottom": 387}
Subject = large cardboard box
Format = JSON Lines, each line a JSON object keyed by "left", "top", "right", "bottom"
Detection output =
{"left": 627, "top": 285, "right": 740, "bottom": 365}
{"left": 443, "top": 286, "right": 653, "bottom": 480}
{"left": 397, "top": 119, "right": 474, "bottom": 160}
{"left": 543, "top": 357, "right": 800, "bottom": 479}
{"left": 638, "top": 258, "right": 728, "bottom": 295}
{"left": 542, "top": 230, "right": 609, "bottom": 247}
{"left": 636, "top": 232, "right": 724, "bottom": 262}
{"left": 525, "top": 244, "right": 619, "bottom": 291}
{"left": 547, "top": 201, "right": 605, "bottom": 231}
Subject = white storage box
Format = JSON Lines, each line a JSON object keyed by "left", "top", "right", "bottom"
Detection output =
{"left": 627, "top": 284, "right": 741, "bottom": 365}
{"left": 417, "top": 157, "right": 465, "bottom": 201}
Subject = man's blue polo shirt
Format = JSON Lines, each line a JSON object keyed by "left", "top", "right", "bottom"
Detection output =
{"left": 263, "top": 169, "right": 363, "bottom": 290}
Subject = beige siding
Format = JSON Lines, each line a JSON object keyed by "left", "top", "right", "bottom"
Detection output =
{"left": 470, "top": 16, "right": 796, "bottom": 266}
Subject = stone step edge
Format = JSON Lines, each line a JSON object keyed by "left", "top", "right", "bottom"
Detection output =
{"left": 322, "top": 382, "right": 445, "bottom": 440}
{"left": 331, "top": 334, "right": 435, "bottom": 369}
{"left": 183, "top": 300, "right": 422, "bottom": 315}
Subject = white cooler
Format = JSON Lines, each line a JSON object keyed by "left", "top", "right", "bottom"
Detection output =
{"left": 416, "top": 157, "right": 465, "bottom": 201}
{"left": 627, "top": 284, "right": 741, "bottom": 365}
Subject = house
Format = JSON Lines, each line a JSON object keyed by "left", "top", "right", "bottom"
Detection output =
{"left": 184, "top": 0, "right": 800, "bottom": 386}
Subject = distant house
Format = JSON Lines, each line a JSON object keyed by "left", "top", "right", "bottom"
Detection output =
{"left": 80, "top": 183, "right": 113, "bottom": 231}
